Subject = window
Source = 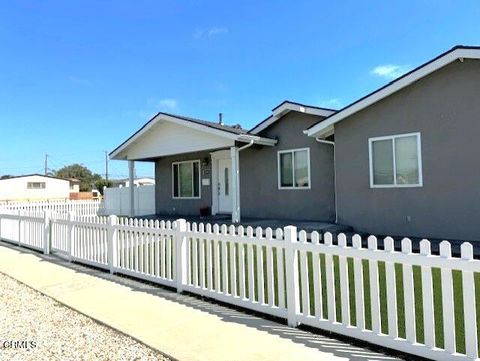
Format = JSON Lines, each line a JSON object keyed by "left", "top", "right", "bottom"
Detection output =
{"left": 27, "top": 182, "right": 46, "bottom": 189}
{"left": 278, "top": 148, "right": 310, "bottom": 189}
{"left": 224, "top": 167, "right": 229, "bottom": 196}
{"left": 369, "top": 132, "right": 422, "bottom": 188}
{"left": 172, "top": 160, "right": 200, "bottom": 198}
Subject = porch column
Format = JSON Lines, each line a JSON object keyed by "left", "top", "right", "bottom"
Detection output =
{"left": 128, "top": 160, "right": 135, "bottom": 217}
{"left": 230, "top": 146, "right": 240, "bottom": 223}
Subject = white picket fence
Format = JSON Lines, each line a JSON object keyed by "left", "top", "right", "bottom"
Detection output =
{"left": 0, "top": 199, "right": 103, "bottom": 216}
{"left": 0, "top": 210, "right": 479, "bottom": 361}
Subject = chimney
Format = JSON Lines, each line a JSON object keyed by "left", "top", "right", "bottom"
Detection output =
{"left": 219, "top": 113, "right": 224, "bottom": 125}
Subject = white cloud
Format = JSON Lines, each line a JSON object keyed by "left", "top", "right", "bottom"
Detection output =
{"left": 157, "top": 98, "right": 178, "bottom": 110}
{"left": 318, "top": 98, "right": 342, "bottom": 109}
{"left": 370, "top": 64, "right": 410, "bottom": 80}
{"left": 68, "top": 75, "right": 91, "bottom": 85}
{"left": 193, "top": 27, "right": 228, "bottom": 40}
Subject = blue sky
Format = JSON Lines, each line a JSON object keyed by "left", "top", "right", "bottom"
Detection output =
{"left": 1, "top": 1, "right": 479, "bottom": 179}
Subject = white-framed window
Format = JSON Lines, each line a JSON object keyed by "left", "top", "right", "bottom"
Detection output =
{"left": 277, "top": 148, "right": 311, "bottom": 189}
{"left": 368, "top": 132, "right": 423, "bottom": 188}
{"left": 27, "top": 182, "right": 46, "bottom": 189}
{"left": 172, "top": 160, "right": 201, "bottom": 199}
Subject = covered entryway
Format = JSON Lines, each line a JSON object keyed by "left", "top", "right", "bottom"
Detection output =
{"left": 109, "top": 112, "right": 277, "bottom": 223}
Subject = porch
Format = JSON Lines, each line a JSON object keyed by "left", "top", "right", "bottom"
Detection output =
{"left": 138, "top": 213, "right": 353, "bottom": 234}
{"left": 109, "top": 112, "right": 277, "bottom": 223}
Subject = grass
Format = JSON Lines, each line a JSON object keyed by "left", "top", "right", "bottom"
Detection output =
{"left": 125, "top": 238, "right": 480, "bottom": 355}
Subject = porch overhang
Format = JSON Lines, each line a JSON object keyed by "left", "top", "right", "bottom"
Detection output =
{"left": 109, "top": 112, "right": 276, "bottom": 161}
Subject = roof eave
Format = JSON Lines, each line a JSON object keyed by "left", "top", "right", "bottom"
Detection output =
{"left": 238, "top": 134, "right": 277, "bottom": 146}
{"left": 307, "top": 47, "right": 480, "bottom": 138}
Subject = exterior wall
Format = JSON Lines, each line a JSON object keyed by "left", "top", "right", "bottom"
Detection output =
{"left": 0, "top": 175, "right": 70, "bottom": 201}
{"left": 240, "top": 112, "right": 336, "bottom": 221}
{"left": 155, "top": 151, "right": 213, "bottom": 216}
{"left": 335, "top": 59, "right": 480, "bottom": 241}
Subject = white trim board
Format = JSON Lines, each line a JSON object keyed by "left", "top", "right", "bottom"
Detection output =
{"left": 250, "top": 102, "right": 335, "bottom": 135}
{"left": 306, "top": 47, "right": 480, "bottom": 138}
{"left": 110, "top": 113, "right": 276, "bottom": 160}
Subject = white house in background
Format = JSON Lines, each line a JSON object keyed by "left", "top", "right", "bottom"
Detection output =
{"left": 111, "top": 177, "right": 155, "bottom": 188}
{"left": 0, "top": 174, "right": 71, "bottom": 201}
{"left": 68, "top": 178, "right": 81, "bottom": 193}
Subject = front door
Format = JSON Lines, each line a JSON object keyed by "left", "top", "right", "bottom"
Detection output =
{"left": 217, "top": 158, "right": 233, "bottom": 213}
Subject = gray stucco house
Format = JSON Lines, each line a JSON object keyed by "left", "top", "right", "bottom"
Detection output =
{"left": 110, "top": 101, "right": 337, "bottom": 224}
{"left": 111, "top": 45, "right": 480, "bottom": 241}
{"left": 307, "top": 45, "right": 480, "bottom": 241}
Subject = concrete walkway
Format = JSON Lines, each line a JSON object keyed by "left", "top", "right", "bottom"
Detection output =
{"left": 0, "top": 242, "right": 402, "bottom": 361}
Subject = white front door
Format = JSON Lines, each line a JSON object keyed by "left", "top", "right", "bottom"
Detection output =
{"left": 217, "top": 158, "right": 233, "bottom": 213}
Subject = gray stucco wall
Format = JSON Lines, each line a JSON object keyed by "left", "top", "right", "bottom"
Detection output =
{"left": 155, "top": 151, "right": 212, "bottom": 216}
{"left": 335, "top": 59, "right": 480, "bottom": 241}
{"left": 240, "top": 112, "right": 336, "bottom": 221}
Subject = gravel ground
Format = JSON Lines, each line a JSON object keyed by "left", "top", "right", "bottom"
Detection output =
{"left": 0, "top": 273, "right": 169, "bottom": 361}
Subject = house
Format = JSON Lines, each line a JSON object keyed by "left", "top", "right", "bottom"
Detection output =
{"left": 68, "top": 178, "right": 80, "bottom": 193}
{"left": 109, "top": 102, "right": 337, "bottom": 223}
{"left": 110, "top": 45, "right": 480, "bottom": 241}
{"left": 306, "top": 45, "right": 480, "bottom": 241}
{"left": 0, "top": 174, "right": 71, "bottom": 201}
{"left": 110, "top": 177, "right": 156, "bottom": 188}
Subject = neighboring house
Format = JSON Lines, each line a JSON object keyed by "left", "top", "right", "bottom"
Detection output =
{"left": 306, "top": 45, "right": 480, "bottom": 241}
{"left": 0, "top": 174, "right": 71, "bottom": 201}
{"left": 109, "top": 101, "right": 336, "bottom": 223}
{"left": 68, "top": 178, "right": 80, "bottom": 193}
{"left": 110, "top": 177, "right": 156, "bottom": 187}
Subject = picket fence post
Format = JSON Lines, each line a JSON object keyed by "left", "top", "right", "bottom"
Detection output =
{"left": 17, "top": 210, "right": 22, "bottom": 246}
{"left": 67, "top": 211, "right": 75, "bottom": 262}
{"left": 43, "top": 210, "right": 51, "bottom": 254}
{"left": 107, "top": 215, "right": 118, "bottom": 273}
{"left": 175, "top": 218, "right": 187, "bottom": 293}
{"left": 284, "top": 225, "right": 300, "bottom": 327}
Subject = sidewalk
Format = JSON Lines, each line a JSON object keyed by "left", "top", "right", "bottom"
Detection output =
{"left": 0, "top": 242, "right": 401, "bottom": 361}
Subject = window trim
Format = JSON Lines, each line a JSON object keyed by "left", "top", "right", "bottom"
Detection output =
{"left": 171, "top": 160, "right": 201, "bottom": 199}
{"left": 27, "top": 182, "right": 46, "bottom": 189}
{"left": 368, "top": 132, "right": 423, "bottom": 189}
{"left": 277, "top": 147, "right": 311, "bottom": 190}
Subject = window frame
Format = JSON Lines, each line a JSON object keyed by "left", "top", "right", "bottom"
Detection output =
{"left": 171, "top": 160, "right": 201, "bottom": 199}
{"left": 27, "top": 182, "right": 46, "bottom": 189}
{"left": 277, "top": 147, "right": 311, "bottom": 190}
{"left": 368, "top": 132, "right": 423, "bottom": 189}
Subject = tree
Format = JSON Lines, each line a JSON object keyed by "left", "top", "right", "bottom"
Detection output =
{"left": 94, "top": 179, "right": 113, "bottom": 195}
{"left": 54, "top": 164, "right": 102, "bottom": 192}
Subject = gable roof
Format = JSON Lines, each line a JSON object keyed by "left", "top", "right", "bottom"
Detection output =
{"left": 249, "top": 100, "right": 336, "bottom": 134}
{"left": 109, "top": 112, "right": 276, "bottom": 159}
{"left": 306, "top": 45, "right": 480, "bottom": 138}
{"left": 0, "top": 174, "right": 70, "bottom": 182}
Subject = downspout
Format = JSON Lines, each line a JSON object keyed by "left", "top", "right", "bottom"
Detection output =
{"left": 233, "top": 139, "right": 254, "bottom": 223}
{"left": 238, "top": 139, "right": 255, "bottom": 151}
{"left": 315, "top": 137, "right": 338, "bottom": 223}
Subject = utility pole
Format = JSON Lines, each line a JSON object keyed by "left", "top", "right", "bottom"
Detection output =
{"left": 104, "top": 151, "right": 109, "bottom": 181}
{"left": 44, "top": 154, "right": 48, "bottom": 176}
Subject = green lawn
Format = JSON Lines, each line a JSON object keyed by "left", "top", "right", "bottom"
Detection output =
{"left": 122, "top": 237, "right": 479, "bottom": 356}
{"left": 185, "top": 240, "right": 480, "bottom": 356}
